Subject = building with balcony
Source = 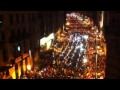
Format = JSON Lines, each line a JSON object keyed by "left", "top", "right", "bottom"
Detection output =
{"left": 0, "top": 11, "right": 41, "bottom": 79}
{"left": 0, "top": 11, "right": 66, "bottom": 79}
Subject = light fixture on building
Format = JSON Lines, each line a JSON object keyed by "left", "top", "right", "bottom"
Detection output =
{"left": 18, "top": 46, "right": 20, "bottom": 51}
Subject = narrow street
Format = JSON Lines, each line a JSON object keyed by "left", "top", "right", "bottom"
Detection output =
{"left": 22, "top": 12, "right": 106, "bottom": 79}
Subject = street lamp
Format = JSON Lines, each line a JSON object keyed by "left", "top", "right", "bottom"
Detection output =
{"left": 27, "top": 65, "right": 31, "bottom": 74}
{"left": 27, "top": 65, "right": 31, "bottom": 71}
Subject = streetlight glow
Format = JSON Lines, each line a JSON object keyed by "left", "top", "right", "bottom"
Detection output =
{"left": 27, "top": 65, "right": 31, "bottom": 71}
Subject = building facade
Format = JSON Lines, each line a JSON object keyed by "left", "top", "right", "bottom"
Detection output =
{"left": 104, "top": 11, "right": 120, "bottom": 79}
{"left": 0, "top": 11, "right": 41, "bottom": 79}
{"left": 0, "top": 11, "right": 65, "bottom": 79}
{"left": 38, "top": 11, "right": 66, "bottom": 37}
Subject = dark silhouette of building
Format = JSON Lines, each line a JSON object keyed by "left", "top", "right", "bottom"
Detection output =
{"left": 0, "top": 11, "right": 65, "bottom": 79}
{"left": 38, "top": 11, "right": 65, "bottom": 37}
{"left": 83, "top": 11, "right": 120, "bottom": 79}
{"left": 104, "top": 11, "right": 120, "bottom": 79}
{"left": 0, "top": 11, "right": 40, "bottom": 79}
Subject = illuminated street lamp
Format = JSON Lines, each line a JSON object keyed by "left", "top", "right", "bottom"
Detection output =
{"left": 27, "top": 65, "right": 31, "bottom": 71}
{"left": 27, "top": 65, "right": 31, "bottom": 75}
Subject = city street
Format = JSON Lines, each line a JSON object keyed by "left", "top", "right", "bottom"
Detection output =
{"left": 22, "top": 12, "right": 106, "bottom": 79}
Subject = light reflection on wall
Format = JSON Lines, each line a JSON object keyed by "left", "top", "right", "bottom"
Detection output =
{"left": 9, "top": 65, "right": 16, "bottom": 79}
{"left": 18, "top": 62, "right": 21, "bottom": 79}
{"left": 40, "top": 33, "right": 54, "bottom": 50}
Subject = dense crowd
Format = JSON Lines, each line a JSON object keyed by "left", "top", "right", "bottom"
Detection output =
{"left": 22, "top": 31, "right": 105, "bottom": 79}
{"left": 21, "top": 12, "right": 106, "bottom": 79}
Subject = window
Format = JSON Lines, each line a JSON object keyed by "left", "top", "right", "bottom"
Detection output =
{"left": 16, "top": 14, "right": 19, "bottom": 23}
{"left": 9, "top": 31, "right": 15, "bottom": 43}
{"left": 28, "top": 14, "right": 31, "bottom": 22}
{"left": 23, "top": 27, "right": 26, "bottom": 33}
{"left": 11, "top": 46, "right": 15, "bottom": 57}
{"left": 30, "top": 39, "right": 33, "bottom": 49}
{"left": 9, "top": 15, "right": 13, "bottom": 24}
{"left": 11, "top": 30, "right": 15, "bottom": 36}
{"left": 1, "top": 32, "right": 5, "bottom": 40}
{"left": 24, "top": 41, "right": 27, "bottom": 53}
{"left": 17, "top": 29, "right": 20, "bottom": 35}
{"left": 22, "top": 14, "right": 25, "bottom": 23}
{"left": 32, "top": 14, "right": 35, "bottom": 22}
{"left": 2, "top": 48, "right": 8, "bottom": 62}
{"left": 0, "top": 15, "right": 3, "bottom": 27}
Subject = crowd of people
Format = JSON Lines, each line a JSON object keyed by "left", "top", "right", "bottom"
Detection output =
{"left": 22, "top": 12, "right": 106, "bottom": 79}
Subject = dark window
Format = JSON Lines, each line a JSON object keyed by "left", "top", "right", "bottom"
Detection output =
{"left": 1, "top": 32, "right": 5, "bottom": 40}
{"left": 30, "top": 39, "right": 33, "bottom": 49}
{"left": 24, "top": 27, "right": 26, "bottom": 33}
{"left": 22, "top": 14, "right": 25, "bottom": 23}
{"left": 9, "top": 31, "right": 15, "bottom": 43}
{"left": 11, "top": 30, "right": 15, "bottom": 36}
{"left": 9, "top": 15, "right": 13, "bottom": 24}
{"left": 0, "top": 15, "right": 3, "bottom": 27}
{"left": 11, "top": 46, "right": 15, "bottom": 57}
{"left": 17, "top": 29, "right": 20, "bottom": 35}
{"left": 16, "top": 14, "right": 19, "bottom": 23}
{"left": 24, "top": 41, "right": 27, "bottom": 53}
{"left": 38, "top": 13, "right": 41, "bottom": 19}
{"left": 28, "top": 14, "right": 31, "bottom": 22}
{"left": 32, "top": 14, "right": 35, "bottom": 22}
{"left": 2, "top": 48, "right": 8, "bottom": 62}
{"left": 23, "top": 27, "right": 26, "bottom": 37}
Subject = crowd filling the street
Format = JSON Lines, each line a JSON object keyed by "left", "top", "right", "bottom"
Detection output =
{"left": 21, "top": 12, "right": 106, "bottom": 79}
